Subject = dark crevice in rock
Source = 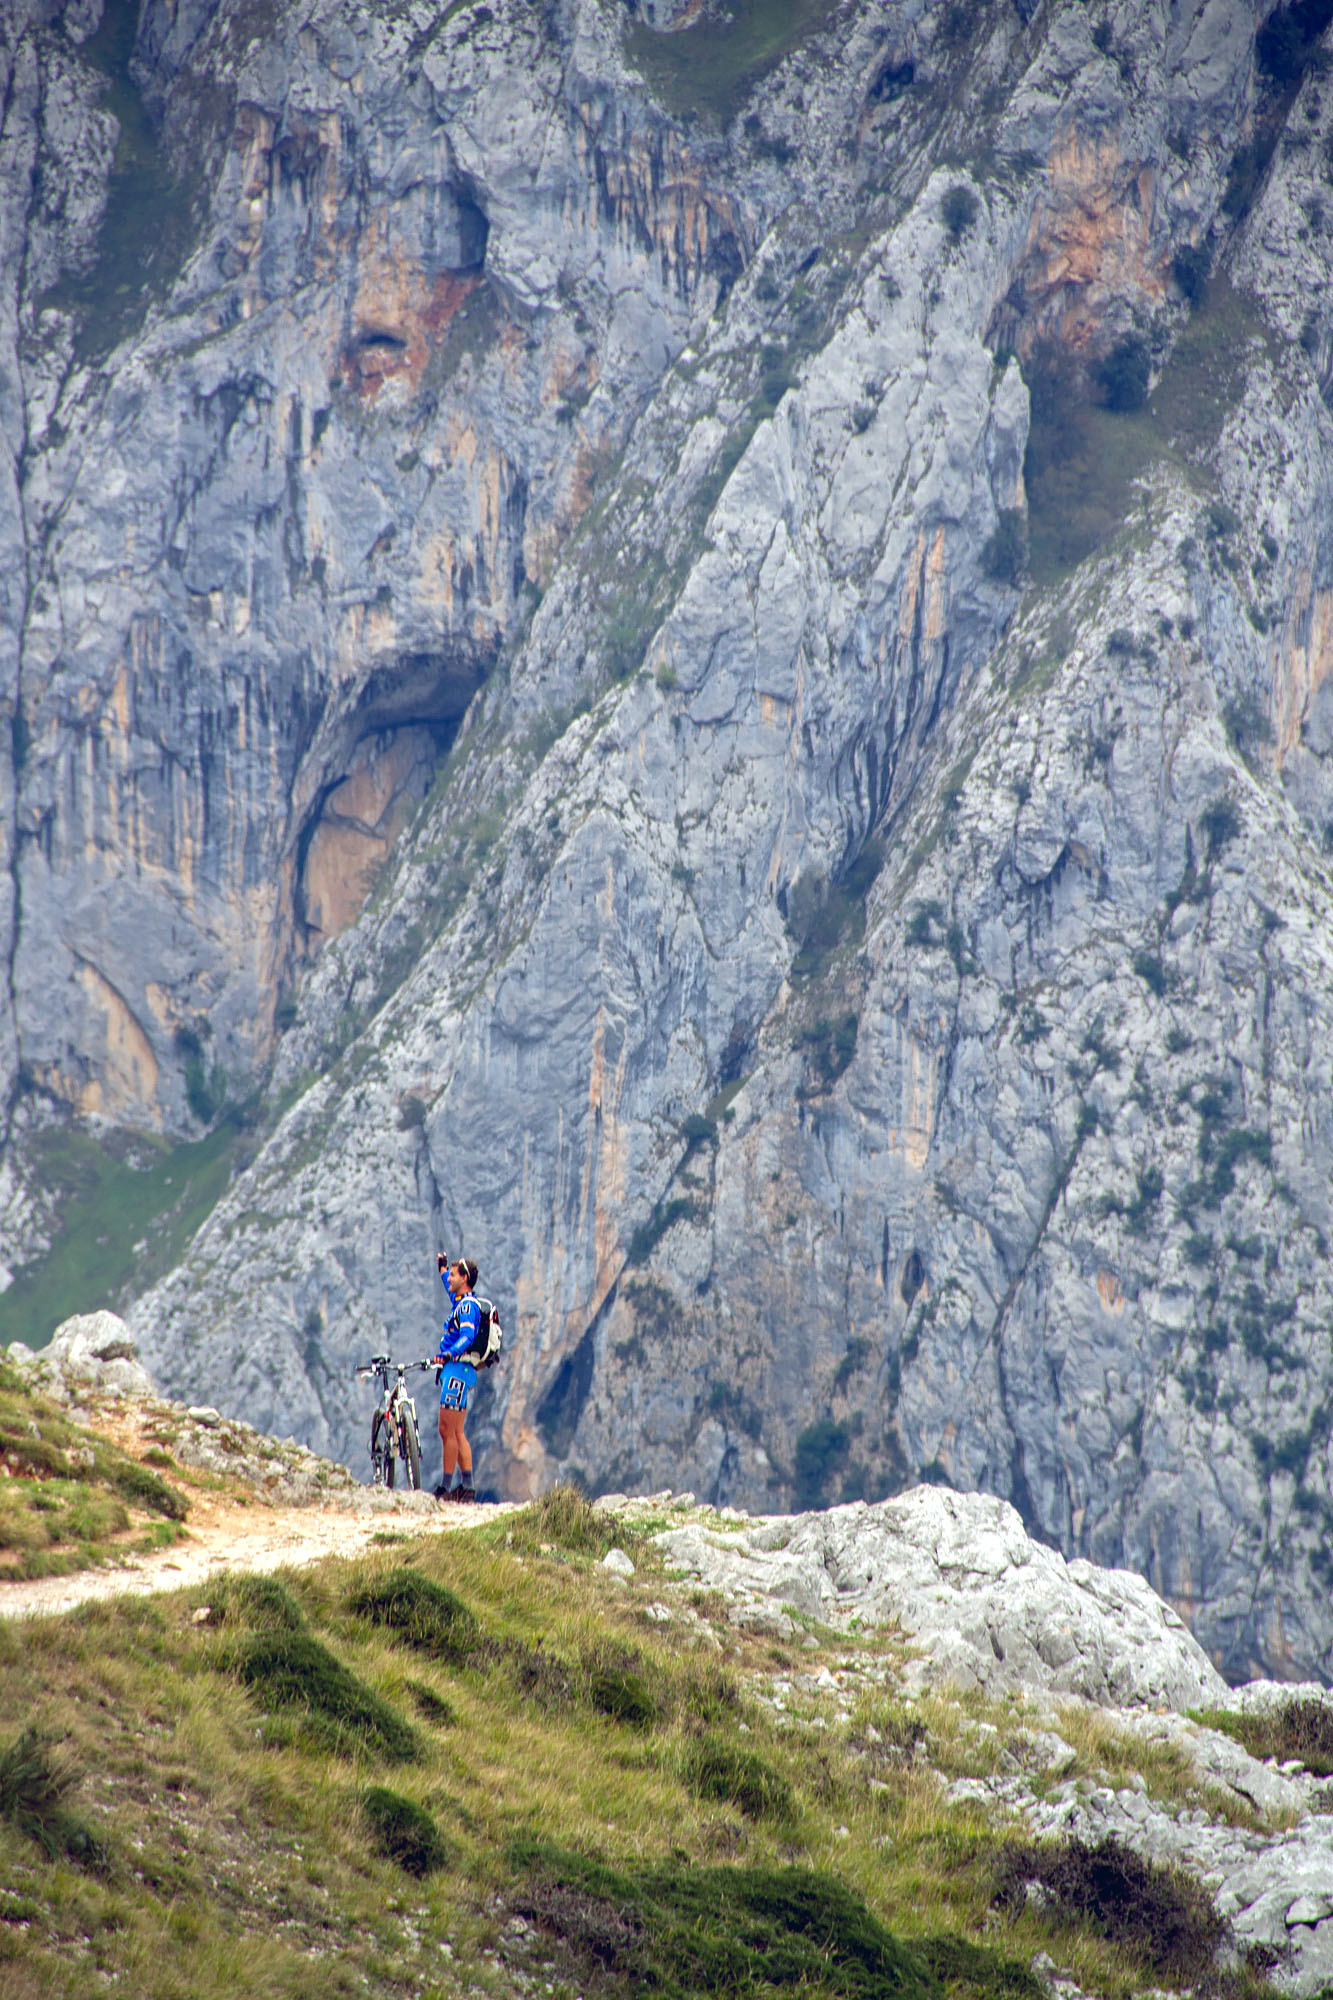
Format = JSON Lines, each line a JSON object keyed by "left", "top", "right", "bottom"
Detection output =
{"left": 537, "top": 1322, "right": 599, "bottom": 1461}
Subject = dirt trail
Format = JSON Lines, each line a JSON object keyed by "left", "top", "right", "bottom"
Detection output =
{"left": 0, "top": 1494, "right": 515, "bottom": 1621}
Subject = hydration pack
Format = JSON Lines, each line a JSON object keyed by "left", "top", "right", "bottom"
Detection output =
{"left": 460, "top": 1297, "right": 503, "bottom": 1369}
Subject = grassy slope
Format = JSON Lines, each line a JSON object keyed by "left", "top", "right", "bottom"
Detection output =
{"left": 0, "top": 1121, "right": 242, "bottom": 1354}
{"left": 0, "top": 1475, "right": 1284, "bottom": 2000}
{"left": 1024, "top": 275, "right": 1276, "bottom": 585}
{"left": 0, "top": 1359, "right": 190, "bottom": 1581}
{"left": 623, "top": 0, "right": 841, "bottom": 126}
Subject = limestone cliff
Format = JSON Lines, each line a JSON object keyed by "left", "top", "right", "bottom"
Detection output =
{"left": 3, "top": 0, "right": 1333, "bottom": 1682}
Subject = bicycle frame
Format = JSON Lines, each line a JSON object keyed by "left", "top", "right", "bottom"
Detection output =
{"left": 354, "top": 1355, "right": 431, "bottom": 1488}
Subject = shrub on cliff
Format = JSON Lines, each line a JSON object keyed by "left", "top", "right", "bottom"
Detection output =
{"left": 1172, "top": 242, "right": 1211, "bottom": 311}
{"left": 983, "top": 508, "right": 1028, "bottom": 586}
{"left": 1097, "top": 336, "right": 1151, "bottom": 412}
{"left": 941, "top": 183, "right": 979, "bottom": 240}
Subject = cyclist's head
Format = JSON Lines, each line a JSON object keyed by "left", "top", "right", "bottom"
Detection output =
{"left": 451, "top": 1258, "right": 479, "bottom": 1294}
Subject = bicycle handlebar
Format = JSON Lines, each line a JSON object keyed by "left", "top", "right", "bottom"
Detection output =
{"left": 354, "top": 1356, "right": 438, "bottom": 1381}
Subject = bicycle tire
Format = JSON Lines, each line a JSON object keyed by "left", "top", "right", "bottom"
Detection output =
{"left": 402, "top": 1407, "right": 422, "bottom": 1491}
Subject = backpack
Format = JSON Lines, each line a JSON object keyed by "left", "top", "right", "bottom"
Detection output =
{"left": 460, "top": 1296, "right": 502, "bottom": 1369}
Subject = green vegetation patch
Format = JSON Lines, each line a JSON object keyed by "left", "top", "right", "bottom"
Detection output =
{"left": 624, "top": 0, "right": 839, "bottom": 125}
{"left": 682, "top": 1736, "right": 794, "bottom": 1821}
{"left": 586, "top": 1647, "right": 660, "bottom": 1730}
{"left": 207, "top": 1574, "right": 306, "bottom": 1632}
{"left": 406, "top": 1679, "right": 457, "bottom": 1726}
{"left": 0, "top": 1118, "right": 243, "bottom": 1353}
{"left": 785, "top": 839, "right": 885, "bottom": 980}
{"left": 41, "top": 0, "right": 209, "bottom": 365}
{"left": 1194, "top": 1699, "right": 1333, "bottom": 1778}
{"left": 1022, "top": 277, "right": 1274, "bottom": 583}
{"left": 0, "top": 1511, "right": 1243, "bottom": 2000}
{"left": 348, "top": 1568, "right": 481, "bottom": 1661}
{"left": 795, "top": 1012, "right": 859, "bottom": 1094}
{"left": 508, "top": 1483, "right": 642, "bottom": 1561}
{"left": 108, "top": 1459, "right": 189, "bottom": 1522}
{"left": 361, "top": 1786, "right": 447, "bottom": 1877}
{"left": 0, "top": 1727, "right": 108, "bottom": 1872}
{"left": 794, "top": 1417, "right": 854, "bottom": 1510}
{"left": 231, "top": 1630, "right": 418, "bottom": 1761}
{"left": 512, "top": 1842, "right": 935, "bottom": 1998}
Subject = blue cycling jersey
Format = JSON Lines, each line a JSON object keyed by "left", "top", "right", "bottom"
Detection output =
{"left": 434, "top": 1270, "right": 483, "bottom": 1364}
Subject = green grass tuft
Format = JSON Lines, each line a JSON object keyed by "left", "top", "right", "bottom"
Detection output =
{"left": 348, "top": 1568, "right": 480, "bottom": 1660}
{"left": 361, "top": 1786, "right": 447, "bottom": 1877}
{"left": 406, "top": 1680, "right": 457, "bottom": 1726}
{"left": 231, "top": 1631, "right": 418, "bottom": 1761}
{"left": 108, "top": 1459, "right": 189, "bottom": 1522}
{"left": 208, "top": 1575, "right": 305, "bottom": 1631}
{"left": 510, "top": 1483, "right": 636, "bottom": 1560}
{"left": 0, "top": 1727, "right": 108, "bottom": 1872}
{"left": 919, "top": 1935, "right": 1041, "bottom": 1997}
{"left": 586, "top": 1646, "right": 660, "bottom": 1730}
{"left": 682, "top": 1737, "right": 794, "bottom": 1821}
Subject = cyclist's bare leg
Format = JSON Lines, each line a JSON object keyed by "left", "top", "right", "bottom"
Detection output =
{"left": 440, "top": 1406, "right": 464, "bottom": 1480}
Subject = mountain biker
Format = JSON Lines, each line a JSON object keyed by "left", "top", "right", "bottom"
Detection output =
{"left": 433, "top": 1254, "right": 482, "bottom": 1502}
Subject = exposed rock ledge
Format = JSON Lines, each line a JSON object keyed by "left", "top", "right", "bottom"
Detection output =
{"left": 655, "top": 1488, "right": 1230, "bottom": 1712}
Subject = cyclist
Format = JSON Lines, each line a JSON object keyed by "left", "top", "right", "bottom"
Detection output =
{"left": 433, "top": 1254, "right": 482, "bottom": 1502}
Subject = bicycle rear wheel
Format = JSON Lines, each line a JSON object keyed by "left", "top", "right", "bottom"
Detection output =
{"left": 402, "top": 1407, "right": 422, "bottom": 1491}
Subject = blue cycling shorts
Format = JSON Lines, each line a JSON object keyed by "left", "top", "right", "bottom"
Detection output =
{"left": 439, "top": 1362, "right": 477, "bottom": 1413}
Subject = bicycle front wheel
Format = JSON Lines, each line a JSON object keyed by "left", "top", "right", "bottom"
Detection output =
{"left": 402, "top": 1408, "right": 422, "bottom": 1491}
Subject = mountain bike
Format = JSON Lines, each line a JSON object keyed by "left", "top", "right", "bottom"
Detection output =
{"left": 354, "top": 1355, "right": 433, "bottom": 1490}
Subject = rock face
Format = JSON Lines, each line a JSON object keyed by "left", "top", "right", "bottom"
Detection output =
{"left": 4, "top": 0, "right": 1333, "bottom": 1681}
{"left": 656, "top": 1486, "right": 1231, "bottom": 1710}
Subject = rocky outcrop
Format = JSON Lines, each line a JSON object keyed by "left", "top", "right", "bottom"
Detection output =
{"left": 0, "top": 0, "right": 749, "bottom": 1164}
{"left": 9, "top": 1308, "right": 155, "bottom": 1399}
{"left": 5, "top": 1, "right": 1333, "bottom": 1682}
{"left": 655, "top": 1486, "right": 1230, "bottom": 1709}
